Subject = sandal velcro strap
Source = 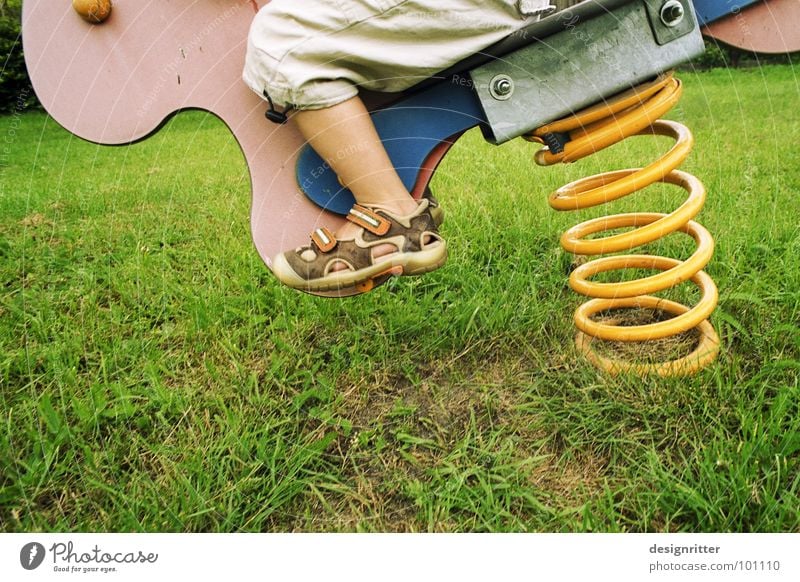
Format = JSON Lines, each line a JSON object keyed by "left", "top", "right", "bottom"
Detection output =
{"left": 311, "top": 227, "right": 337, "bottom": 253}
{"left": 347, "top": 205, "right": 391, "bottom": 236}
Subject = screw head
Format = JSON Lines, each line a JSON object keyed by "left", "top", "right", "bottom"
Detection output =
{"left": 489, "top": 75, "right": 514, "bottom": 101}
{"left": 494, "top": 79, "right": 512, "bottom": 95}
{"left": 660, "top": 0, "right": 685, "bottom": 27}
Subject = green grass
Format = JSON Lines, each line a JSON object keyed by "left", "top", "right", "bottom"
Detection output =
{"left": 1, "top": 65, "right": 799, "bottom": 532}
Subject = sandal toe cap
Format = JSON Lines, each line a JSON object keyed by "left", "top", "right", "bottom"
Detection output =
{"left": 270, "top": 252, "right": 310, "bottom": 289}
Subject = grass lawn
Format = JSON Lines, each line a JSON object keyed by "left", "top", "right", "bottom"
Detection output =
{"left": 1, "top": 65, "right": 799, "bottom": 532}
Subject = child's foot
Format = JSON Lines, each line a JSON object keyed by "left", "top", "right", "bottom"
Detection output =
{"left": 271, "top": 198, "right": 446, "bottom": 292}
{"left": 327, "top": 189, "right": 442, "bottom": 273}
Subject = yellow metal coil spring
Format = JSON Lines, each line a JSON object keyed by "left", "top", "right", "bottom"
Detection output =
{"left": 527, "top": 73, "right": 720, "bottom": 376}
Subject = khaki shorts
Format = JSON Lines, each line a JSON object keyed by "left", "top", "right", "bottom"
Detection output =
{"left": 243, "top": 0, "right": 554, "bottom": 110}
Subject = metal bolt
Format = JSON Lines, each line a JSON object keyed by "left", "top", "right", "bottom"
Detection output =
{"left": 489, "top": 75, "right": 514, "bottom": 101}
{"left": 660, "top": 0, "right": 685, "bottom": 27}
{"left": 494, "top": 79, "right": 512, "bottom": 95}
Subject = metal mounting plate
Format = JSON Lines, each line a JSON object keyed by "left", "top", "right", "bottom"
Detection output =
{"left": 469, "top": 0, "right": 704, "bottom": 144}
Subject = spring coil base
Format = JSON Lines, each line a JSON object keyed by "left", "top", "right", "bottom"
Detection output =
{"left": 528, "top": 74, "right": 720, "bottom": 376}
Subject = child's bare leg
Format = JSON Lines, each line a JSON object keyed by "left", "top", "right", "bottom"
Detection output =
{"left": 271, "top": 94, "right": 444, "bottom": 287}
{"left": 293, "top": 96, "right": 419, "bottom": 260}
{"left": 293, "top": 96, "right": 418, "bottom": 215}
{"left": 271, "top": 96, "right": 447, "bottom": 291}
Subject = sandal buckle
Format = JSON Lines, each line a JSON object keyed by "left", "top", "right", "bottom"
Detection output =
{"left": 348, "top": 205, "right": 391, "bottom": 236}
{"left": 311, "top": 227, "right": 337, "bottom": 253}
{"left": 355, "top": 266, "right": 404, "bottom": 293}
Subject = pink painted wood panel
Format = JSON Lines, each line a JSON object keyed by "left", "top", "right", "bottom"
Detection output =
{"left": 22, "top": 0, "right": 347, "bottom": 270}
{"left": 702, "top": 0, "right": 800, "bottom": 54}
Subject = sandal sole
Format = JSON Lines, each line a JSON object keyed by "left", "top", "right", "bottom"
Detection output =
{"left": 272, "top": 241, "right": 447, "bottom": 292}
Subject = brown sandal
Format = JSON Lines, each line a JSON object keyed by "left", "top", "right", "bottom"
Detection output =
{"left": 424, "top": 187, "right": 444, "bottom": 227}
{"left": 271, "top": 198, "right": 446, "bottom": 292}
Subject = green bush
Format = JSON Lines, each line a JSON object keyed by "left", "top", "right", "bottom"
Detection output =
{"left": 689, "top": 40, "right": 730, "bottom": 69}
{"left": 689, "top": 39, "right": 798, "bottom": 70}
{"left": 1, "top": 0, "right": 38, "bottom": 115}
